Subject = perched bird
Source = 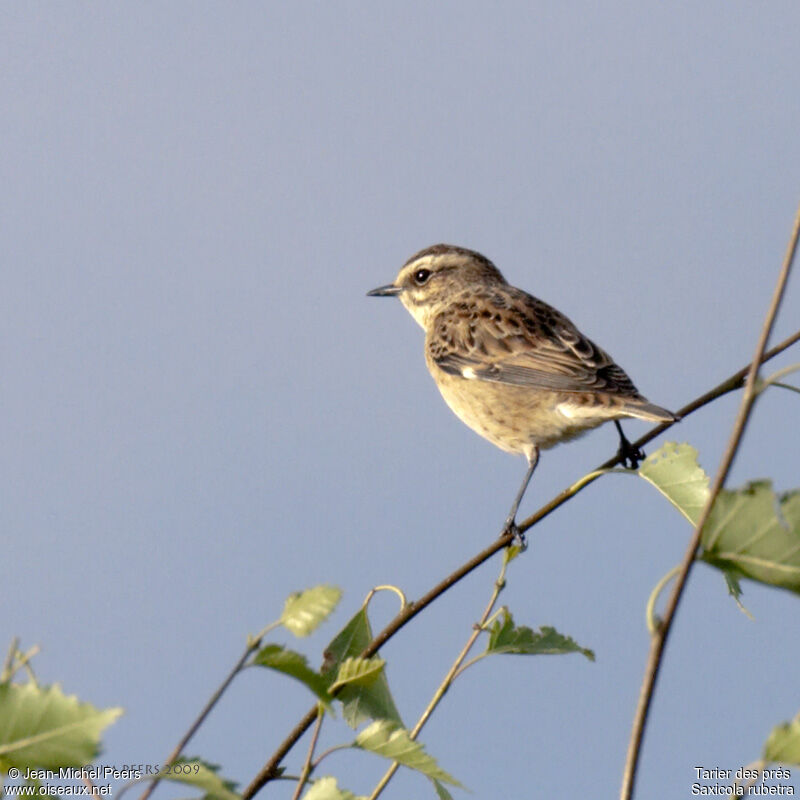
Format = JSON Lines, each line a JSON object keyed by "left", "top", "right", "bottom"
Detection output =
{"left": 367, "top": 244, "right": 678, "bottom": 537}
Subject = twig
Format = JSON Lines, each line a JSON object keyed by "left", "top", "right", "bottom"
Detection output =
{"left": 138, "top": 650, "right": 253, "bottom": 800}
{"left": 644, "top": 565, "right": 681, "bottom": 635}
{"left": 731, "top": 760, "right": 765, "bottom": 795}
{"left": 1, "top": 638, "right": 19, "bottom": 683}
{"left": 310, "top": 744, "right": 352, "bottom": 770}
{"left": 291, "top": 709, "right": 324, "bottom": 800}
{"left": 138, "top": 621, "right": 280, "bottom": 800}
{"left": 756, "top": 363, "right": 800, "bottom": 396}
{"left": 1, "top": 643, "right": 41, "bottom": 685}
{"left": 241, "top": 326, "right": 800, "bottom": 800}
{"left": 619, "top": 200, "right": 800, "bottom": 800}
{"left": 368, "top": 551, "right": 513, "bottom": 799}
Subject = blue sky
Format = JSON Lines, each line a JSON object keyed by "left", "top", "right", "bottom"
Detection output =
{"left": 3, "top": 3, "right": 800, "bottom": 798}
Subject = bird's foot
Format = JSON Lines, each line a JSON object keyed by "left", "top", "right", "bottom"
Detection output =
{"left": 501, "top": 519, "right": 527, "bottom": 551}
{"left": 617, "top": 437, "right": 645, "bottom": 470}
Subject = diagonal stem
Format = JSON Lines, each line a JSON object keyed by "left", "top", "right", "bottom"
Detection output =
{"left": 619, "top": 199, "right": 800, "bottom": 800}
{"left": 139, "top": 620, "right": 281, "bottom": 800}
{"left": 290, "top": 709, "right": 324, "bottom": 800}
{"left": 367, "top": 553, "right": 513, "bottom": 799}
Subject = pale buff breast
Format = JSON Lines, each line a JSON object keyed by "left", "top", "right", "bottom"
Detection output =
{"left": 426, "top": 358, "right": 611, "bottom": 454}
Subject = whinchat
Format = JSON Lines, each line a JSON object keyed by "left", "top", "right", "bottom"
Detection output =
{"left": 368, "top": 244, "right": 678, "bottom": 537}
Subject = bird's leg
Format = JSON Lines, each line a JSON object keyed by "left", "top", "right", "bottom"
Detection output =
{"left": 501, "top": 446, "right": 539, "bottom": 548}
{"left": 614, "top": 420, "right": 645, "bottom": 469}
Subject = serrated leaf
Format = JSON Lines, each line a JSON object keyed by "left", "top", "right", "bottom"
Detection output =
{"left": 764, "top": 718, "right": 800, "bottom": 764}
{"left": 155, "top": 758, "right": 239, "bottom": 800}
{"left": 486, "top": 610, "right": 594, "bottom": 661}
{"left": 638, "top": 442, "right": 710, "bottom": 525}
{"left": 321, "top": 609, "right": 402, "bottom": 728}
{"left": 355, "top": 721, "right": 463, "bottom": 788}
{"left": 329, "top": 657, "right": 385, "bottom": 692}
{"left": 252, "top": 645, "right": 330, "bottom": 705}
{"left": 281, "top": 586, "right": 342, "bottom": 638}
{"left": 301, "top": 776, "right": 365, "bottom": 800}
{"left": 700, "top": 482, "right": 800, "bottom": 595}
{"left": 640, "top": 445, "right": 800, "bottom": 597}
{"left": 0, "top": 683, "right": 122, "bottom": 769}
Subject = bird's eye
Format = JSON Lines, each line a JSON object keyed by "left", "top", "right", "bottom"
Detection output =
{"left": 414, "top": 269, "right": 432, "bottom": 285}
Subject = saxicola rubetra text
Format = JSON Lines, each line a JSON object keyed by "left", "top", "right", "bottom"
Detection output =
{"left": 368, "top": 244, "right": 678, "bottom": 538}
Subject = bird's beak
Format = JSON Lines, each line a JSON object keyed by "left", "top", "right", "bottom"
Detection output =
{"left": 366, "top": 284, "right": 403, "bottom": 297}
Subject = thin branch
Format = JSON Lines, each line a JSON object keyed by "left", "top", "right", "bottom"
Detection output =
{"left": 368, "top": 552, "right": 513, "bottom": 799}
{"left": 620, "top": 200, "right": 800, "bottom": 800}
{"left": 731, "top": 760, "right": 765, "bottom": 796}
{"left": 2, "top": 644, "right": 41, "bottom": 686}
{"left": 770, "top": 381, "right": 800, "bottom": 395}
{"left": 81, "top": 775, "right": 99, "bottom": 797}
{"left": 644, "top": 565, "right": 681, "bottom": 635}
{"left": 139, "top": 620, "right": 281, "bottom": 800}
{"left": 309, "top": 743, "right": 355, "bottom": 771}
{"left": 241, "top": 326, "right": 800, "bottom": 800}
{"left": 291, "top": 709, "right": 324, "bottom": 800}
{"left": 364, "top": 585, "right": 408, "bottom": 611}
{"left": 1, "top": 638, "right": 19, "bottom": 684}
{"left": 758, "top": 362, "right": 800, "bottom": 389}
{"left": 756, "top": 362, "right": 800, "bottom": 397}
{"left": 138, "top": 651, "right": 253, "bottom": 800}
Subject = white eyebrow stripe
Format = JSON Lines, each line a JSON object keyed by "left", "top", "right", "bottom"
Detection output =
{"left": 404, "top": 254, "right": 436, "bottom": 271}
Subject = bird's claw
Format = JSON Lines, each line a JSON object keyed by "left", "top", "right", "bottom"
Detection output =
{"left": 617, "top": 439, "right": 646, "bottom": 470}
{"left": 502, "top": 520, "right": 527, "bottom": 551}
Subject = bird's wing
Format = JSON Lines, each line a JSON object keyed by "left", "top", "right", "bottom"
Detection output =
{"left": 428, "top": 290, "right": 643, "bottom": 397}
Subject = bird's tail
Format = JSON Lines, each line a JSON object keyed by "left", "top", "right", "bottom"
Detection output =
{"left": 622, "top": 400, "right": 680, "bottom": 424}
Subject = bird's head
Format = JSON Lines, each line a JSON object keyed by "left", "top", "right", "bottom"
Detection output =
{"left": 367, "top": 244, "right": 506, "bottom": 328}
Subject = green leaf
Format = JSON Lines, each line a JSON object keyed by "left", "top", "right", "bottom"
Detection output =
{"left": 701, "top": 482, "right": 800, "bottom": 595}
{"left": 155, "top": 758, "right": 239, "bottom": 800}
{"left": 300, "top": 776, "right": 364, "bottom": 800}
{"left": 329, "top": 657, "right": 385, "bottom": 692}
{"left": 431, "top": 779, "right": 454, "bottom": 800}
{"left": 764, "top": 718, "right": 800, "bottom": 765}
{"left": 355, "top": 720, "right": 463, "bottom": 788}
{"left": 252, "top": 645, "right": 330, "bottom": 706}
{"left": 640, "top": 445, "right": 800, "bottom": 596}
{"left": 722, "top": 568, "right": 744, "bottom": 601}
{"left": 0, "top": 683, "right": 122, "bottom": 770}
{"left": 281, "top": 586, "right": 342, "bottom": 638}
{"left": 638, "top": 442, "right": 710, "bottom": 525}
{"left": 720, "top": 567, "right": 753, "bottom": 618}
{"left": 486, "top": 610, "right": 594, "bottom": 661}
{"left": 321, "top": 608, "right": 402, "bottom": 728}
